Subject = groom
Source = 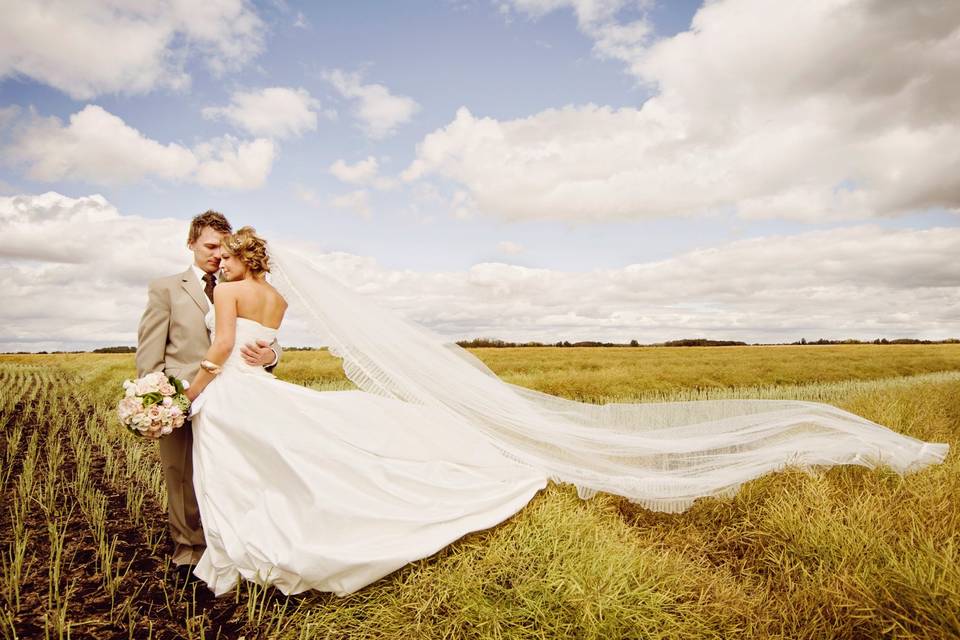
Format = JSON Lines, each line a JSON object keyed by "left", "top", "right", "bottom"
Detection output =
{"left": 136, "top": 210, "right": 281, "bottom": 573}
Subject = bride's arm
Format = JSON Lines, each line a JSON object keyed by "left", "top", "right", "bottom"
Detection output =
{"left": 186, "top": 285, "right": 238, "bottom": 400}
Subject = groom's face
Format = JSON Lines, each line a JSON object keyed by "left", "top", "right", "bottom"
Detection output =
{"left": 189, "top": 226, "right": 227, "bottom": 274}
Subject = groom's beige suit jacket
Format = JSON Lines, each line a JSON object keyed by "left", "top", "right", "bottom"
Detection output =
{"left": 136, "top": 267, "right": 280, "bottom": 565}
{"left": 138, "top": 268, "right": 213, "bottom": 383}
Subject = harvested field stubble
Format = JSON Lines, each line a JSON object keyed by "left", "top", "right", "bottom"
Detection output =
{"left": 1, "top": 347, "right": 958, "bottom": 639}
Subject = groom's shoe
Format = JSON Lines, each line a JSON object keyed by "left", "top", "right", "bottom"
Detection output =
{"left": 173, "top": 563, "right": 201, "bottom": 587}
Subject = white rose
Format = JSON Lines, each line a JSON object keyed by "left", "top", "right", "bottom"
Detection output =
{"left": 135, "top": 379, "right": 155, "bottom": 395}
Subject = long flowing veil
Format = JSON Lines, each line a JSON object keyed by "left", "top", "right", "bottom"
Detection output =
{"left": 270, "top": 244, "right": 948, "bottom": 513}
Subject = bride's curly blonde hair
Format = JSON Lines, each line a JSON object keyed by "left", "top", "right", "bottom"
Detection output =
{"left": 221, "top": 226, "right": 270, "bottom": 276}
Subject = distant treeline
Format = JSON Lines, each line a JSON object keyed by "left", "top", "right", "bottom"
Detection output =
{"left": 18, "top": 346, "right": 323, "bottom": 354}
{"left": 455, "top": 337, "right": 960, "bottom": 348}
{"left": 6, "top": 337, "right": 959, "bottom": 355}
{"left": 790, "top": 338, "right": 960, "bottom": 346}
{"left": 457, "top": 338, "right": 746, "bottom": 348}
{"left": 11, "top": 350, "right": 87, "bottom": 355}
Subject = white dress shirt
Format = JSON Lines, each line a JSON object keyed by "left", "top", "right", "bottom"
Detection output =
{"left": 191, "top": 264, "right": 216, "bottom": 289}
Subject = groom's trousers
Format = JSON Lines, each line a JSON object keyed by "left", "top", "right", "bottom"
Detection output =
{"left": 158, "top": 418, "right": 206, "bottom": 565}
{"left": 137, "top": 270, "right": 213, "bottom": 566}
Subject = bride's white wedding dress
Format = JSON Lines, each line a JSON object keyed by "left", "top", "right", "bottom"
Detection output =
{"left": 192, "top": 313, "right": 548, "bottom": 596}
{"left": 189, "top": 245, "right": 948, "bottom": 597}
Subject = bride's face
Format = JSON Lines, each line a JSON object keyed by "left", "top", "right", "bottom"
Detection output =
{"left": 219, "top": 251, "right": 247, "bottom": 281}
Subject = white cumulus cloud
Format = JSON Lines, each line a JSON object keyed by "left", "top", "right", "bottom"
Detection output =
{"left": 203, "top": 87, "right": 324, "bottom": 139}
{"left": 329, "top": 156, "right": 397, "bottom": 190}
{"left": 193, "top": 136, "right": 275, "bottom": 190}
{"left": 323, "top": 69, "right": 420, "bottom": 139}
{"left": 5, "top": 105, "right": 274, "bottom": 190}
{"left": 3, "top": 193, "right": 959, "bottom": 351}
{"left": 409, "top": 0, "right": 960, "bottom": 223}
{"left": 330, "top": 157, "right": 380, "bottom": 184}
{"left": 331, "top": 190, "right": 372, "bottom": 218}
{"left": 503, "top": 0, "right": 652, "bottom": 65}
{"left": 0, "top": 0, "right": 264, "bottom": 99}
{"left": 0, "top": 192, "right": 190, "bottom": 350}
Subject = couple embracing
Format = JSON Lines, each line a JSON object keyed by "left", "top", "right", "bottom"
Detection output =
{"left": 136, "top": 212, "right": 281, "bottom": 578}
{"left": 136, "top": 211, "right": 948, "bottom": 597}
{"left": 137, "top": 211, "right": 545, "bottom": 595}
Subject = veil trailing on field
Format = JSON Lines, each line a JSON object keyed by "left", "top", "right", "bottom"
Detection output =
{"left": 270, "top": 245, "right": 948, "bottom": 513}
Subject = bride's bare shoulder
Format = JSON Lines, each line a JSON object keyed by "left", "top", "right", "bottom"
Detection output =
{"left": 212, "top": 280, "right": 243, "bottom": 299}
{"left": 273, "top": 291, "right": 289, "bottom": 318}
{"left": 263, "top": 280, "right": 288, "bottom": 308}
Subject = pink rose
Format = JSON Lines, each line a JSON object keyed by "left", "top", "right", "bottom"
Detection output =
{"left": 117, "top": 397, "right": 141, "bottom": 421}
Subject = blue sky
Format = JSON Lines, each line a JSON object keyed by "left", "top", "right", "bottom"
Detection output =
{"left": 0, "top": 0, "right": 710, "bottom": 270}
{"left": 1, "top": 0, "right": 958, "bottom": 349}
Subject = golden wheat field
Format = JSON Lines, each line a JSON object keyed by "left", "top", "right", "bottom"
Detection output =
{"left": 1, "top": 345, "right": 959, "bottom": 639}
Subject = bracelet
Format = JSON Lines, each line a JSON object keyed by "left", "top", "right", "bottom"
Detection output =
{"left": 200, "top": 359, "right": 223, "bottom": 375}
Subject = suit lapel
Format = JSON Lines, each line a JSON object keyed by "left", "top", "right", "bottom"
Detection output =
{"left": 180, "top": 268, "right": 210, "bottom": 313}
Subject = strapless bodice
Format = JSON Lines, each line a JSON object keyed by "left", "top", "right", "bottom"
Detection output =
{"left": 205, "top": 310, "right": 278, "bottom": 374}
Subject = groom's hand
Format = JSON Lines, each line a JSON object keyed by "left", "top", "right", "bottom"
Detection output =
{"left": 241, "top": 340, "right": 278, "bottom": 367}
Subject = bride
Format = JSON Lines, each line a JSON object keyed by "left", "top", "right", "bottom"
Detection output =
{"left": 183, "top": 227, "right": 948, "bottom": 597}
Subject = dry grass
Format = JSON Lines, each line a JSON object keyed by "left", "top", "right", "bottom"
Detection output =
{"left": 268, "top": 343, "right": 960, "bottom": 400}
{"left": 475, "top": 343, "right": 960, "bottom": 401}
{"left": 1, "top": 346, "right": 957, "bottom": 639}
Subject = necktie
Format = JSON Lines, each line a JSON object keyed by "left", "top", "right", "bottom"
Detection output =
{"left": 203, "top": 273, "right": 216, "bottom": 303}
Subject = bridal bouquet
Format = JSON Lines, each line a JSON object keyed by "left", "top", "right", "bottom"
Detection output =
{"left": 116, "top": 372, "right": 190, "bottom": 439}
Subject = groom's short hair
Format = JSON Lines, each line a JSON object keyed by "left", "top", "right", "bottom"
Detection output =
{"left": 188, "top": 210, "right": 232, "bottom": 243}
